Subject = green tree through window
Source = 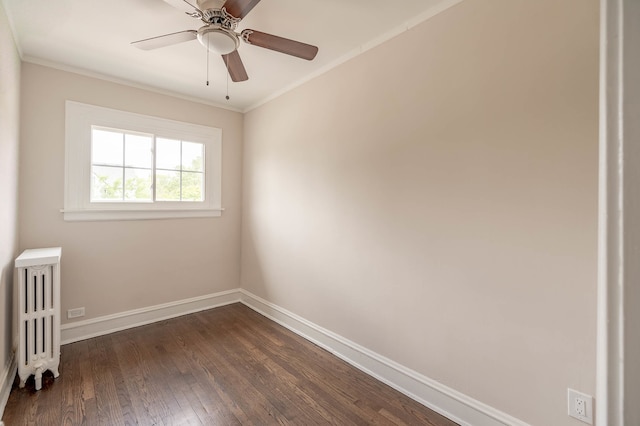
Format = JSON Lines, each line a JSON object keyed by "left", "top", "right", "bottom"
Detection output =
{"left": 91, "top": 128, "right": 204, "bottom": 203}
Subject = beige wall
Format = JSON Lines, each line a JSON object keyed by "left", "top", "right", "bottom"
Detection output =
{"left": 6, "top": 0, "right": 601, "bottom": 424}
{"left": 0, "top": 0, "right": 21, "bottom": 395}
{"left": 241, "top": 1, "right": 599, "bottom": 425}
{"left": 19, "top": 63, "right": 244, "bottom": 322}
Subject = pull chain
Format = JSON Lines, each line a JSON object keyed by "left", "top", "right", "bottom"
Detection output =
{"left": 206, "top": 34, "right": 210, "bottom": 86}
{"left": 226, "top": 65, "right": 230, "bottom": 100}
{"left": 222, "top": 55, "right": 230, "bottom": 100}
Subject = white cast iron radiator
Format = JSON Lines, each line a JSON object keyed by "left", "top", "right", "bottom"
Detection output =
{"left": 15, "top": 247, "right": 62, "bottom": 391}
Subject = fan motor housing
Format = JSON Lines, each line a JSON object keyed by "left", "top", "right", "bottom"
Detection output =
{"left": 197, "top": 25, "right": 240, "bottom": 54}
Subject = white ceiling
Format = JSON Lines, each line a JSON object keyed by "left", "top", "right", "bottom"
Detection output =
{"left": 2, "top": 0, "right": 457, "bottom": 111}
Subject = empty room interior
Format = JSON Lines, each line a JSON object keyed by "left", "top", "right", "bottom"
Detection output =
{"left": 2, "top": 0, "right": 632, "bottom": 425}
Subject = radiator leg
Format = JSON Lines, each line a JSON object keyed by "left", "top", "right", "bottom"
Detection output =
{"left": 34, "top": 368, "right": 43, "bottom": 391}
{"left": 52, "top": 367, "right": 60, "bottom": 378}
{"left": 18, "top": 371, "right": 27, "bottom": 389}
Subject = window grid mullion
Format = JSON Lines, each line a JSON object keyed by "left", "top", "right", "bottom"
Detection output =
{"left": 152, "top": 135, "right": 157, "bottom": 203}
{"left": 121, "top": 132, "right": 125, "bottom": 201}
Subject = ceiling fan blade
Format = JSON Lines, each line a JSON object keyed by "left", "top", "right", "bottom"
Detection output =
{"left": 131, "top": 30, "right": 197, "bottom": 50}
{"left": 241, "top": 30, "right": 318, "bottom": 60}
{"left": 163, "top": 0, "right": 201, "bottom": 14}
{"left": 222, "top": 50, "right": 249, "bottom": 82}
{"left": 222, "top": 0, "right": 262, "bottom": 19}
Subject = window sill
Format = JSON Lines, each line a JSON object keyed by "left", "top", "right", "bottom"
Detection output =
{"left": 61, "top": 208, "right": 223, "bottom": 222}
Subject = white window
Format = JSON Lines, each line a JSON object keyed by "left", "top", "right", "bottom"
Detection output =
{"left": 64, "top": 101, "right": 222, "bottom": 221}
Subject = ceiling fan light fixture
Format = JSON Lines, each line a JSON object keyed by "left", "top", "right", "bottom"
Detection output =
{"left": 197, "top": 27, "right": 239, "bottom": 55}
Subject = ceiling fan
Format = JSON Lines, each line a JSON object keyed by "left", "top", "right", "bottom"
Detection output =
{"left": 131, "top": 0, "right": 319, "bottom": 83}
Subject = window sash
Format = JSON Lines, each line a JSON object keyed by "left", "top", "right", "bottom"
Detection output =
{"left": 89, "top": 127, "right": 206, "bottom": 204}
{"left": 64, "top": 101, "right": 222, "bottom": 221}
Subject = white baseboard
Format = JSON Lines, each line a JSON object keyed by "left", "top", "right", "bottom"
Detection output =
{"left": 60, "top": 289, "right": 241, "bottom": 344}
{"left": 239, "top": 289, "right": 529, "bottom": 426}
{"left": 58, "top": 287, "right": 528, "bottom": 426}
{"left": 0, "top": 351, "right": 17, "bottom": 422}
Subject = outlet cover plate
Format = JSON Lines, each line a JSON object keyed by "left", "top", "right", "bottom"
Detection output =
{"left": 568, "top": 388, "right": 593, "bottom": 424}
{"left": 67, "top": 307, "right": 85, "bottom": 319}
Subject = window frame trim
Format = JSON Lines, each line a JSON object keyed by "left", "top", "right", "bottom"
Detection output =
{"left": 64, "top": 101, "right": 223, "bottom": 221}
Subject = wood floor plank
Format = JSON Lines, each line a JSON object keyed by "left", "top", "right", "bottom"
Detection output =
{"left": 164, "top": 312, "right": 285, "bottom": 425}
{"left": 112, "top": 334, "right": 177, "bottom": 424}
{"left": 224, "top": 327, "right": 353, "bottom": 424}
{"left": 89, "top": 337, "right": 126, "bottom": 426}
{"left": 227, "top": 310, "right": 391, "bottom": 422}
{"left": 2, "top": 303, "right": 458, "bottom": 426}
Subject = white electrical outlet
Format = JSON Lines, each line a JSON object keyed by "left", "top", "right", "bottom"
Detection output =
{"left": 568, "top": 388, "right": 593, "bottom": 424}
{"left": 67, "top": 307, "right": 85, "bottom": 319}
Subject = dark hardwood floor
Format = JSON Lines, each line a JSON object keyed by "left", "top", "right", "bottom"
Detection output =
{"left": 2, "top": 303, "right": 457, "bottom": 425}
